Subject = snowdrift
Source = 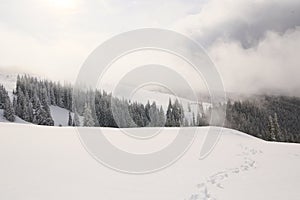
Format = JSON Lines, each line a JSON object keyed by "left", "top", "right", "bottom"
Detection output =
{"left": 0, "top": 123, "right": 299, "bottom": 200}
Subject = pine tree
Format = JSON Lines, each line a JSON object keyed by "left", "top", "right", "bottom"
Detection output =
{"left": 145, "top": 100, "right": 151, "bottom": 125}
{"left": 4, "top": 97, "right": 15, "bottom": 122}
{"left": 83, "top": 103, "right": 95, "bottom": 127}
{"left": 165, "top": 98, "right": 173, "bottom": 127}
{"left": 73, "top": 111, "right": 80, "bottom": 126}
{"left": 15, "top": 88, "right": 25, "bottom": 119}
{"left": 158, "top": 106, "right": 165, "bottom": 127}
{"left": 273, "top": 113, "right": 281, "bottom": 141}
{"left": 0, "top": 85, "right": 6, "bottom": 109}
{"left": 27, "top": 101, "right": 34, "bottom": 122}
{"left": 40, "top": 89, "right": 54, "bottom": 126}
{"left": 149, "top": 102, "right": 159, "bottom": 127}
{"left": 173, "top": 99, "right": 184, "bottom": 126}
{"left": 268, "top": 115, "right": 276, "bottom": 141}
{"left": 192, "top": 112, "right": 196, "bottom": 126}
{"left": 33, "top": 99, "right": 42, "bottom": 124}
{"left": 68, "top": 112, "right": 73, "bottom": 126}
{"left": 0, "top": 84, "right": 15, "bottom": 122}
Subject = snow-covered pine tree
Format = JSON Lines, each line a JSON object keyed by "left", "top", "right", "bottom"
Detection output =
{"left": 173, "top": 99, "right": 184, "bottom": 126}
{"left": 73, "top": 111, "right": 80, "bottom": 126}
{"left": 192, "top": 112, "right": 196, "bottom": 126}
{"left": 0, "top": 85, "right": 6, "bottom": 109}
{"left": 40, "top": 89, "right": 54, "bottom": 126}
{"left": 68, "top": 112, "right": 73, "bottom": 126}
{"left": 273, "top": 113, "right": 282, "bottom": 141}
{"left": 3, "top": 94, "right": 15, "bottom": 122}
{"left": 83, "top": 103, "right": 95, "bottom": 127}
{"left": 268, "top": 115, "right": 276, "bottom": 141}
{"left": 149, "top": 102, "right": 159, "bottom": 127}
{"left": 144, "top": 100, "right": 151, "bottom": 126}
{"left": 179, "top": 101, "right": 185, "bottom": 126}
{"left": 165, "top": 98, "right": 173, "bottom": 127}
{"left": 33, "top": 99, "right": 43, "bottom": 125}
{"left": 0, "top": 85, "right": 15, "bottom": 122}
{"left": 0, "top": 84, "right": 15, "bottom": 122}
{"left": 158, "top": 106, "right": 165, "bottom": 127}
{"left": 27, "top": 101, "right": 34, "bottom": 122}
{"left": 196, "top": 112, "right": 201, "bottom": 126}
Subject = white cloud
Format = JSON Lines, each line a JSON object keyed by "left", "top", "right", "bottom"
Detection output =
{"left": 0, "top": 0, "right": 196, "bottom": 82}
{"left": 208, "top": 27, "right": 300, "bottom": 95}
{"left": 175, "top": 0, "right": 300, "bottom": 47}
{"left": 172, "top": 0, "right": 300, "bottom": 96}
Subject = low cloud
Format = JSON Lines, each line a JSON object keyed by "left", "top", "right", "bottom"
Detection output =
{"left": 174, "top": 0, "right": 300, "bottom": 96}
{"left": 209, "top": 27, "right": 300, "bottom": 96}
{"left": 176, "top": 0, "right": 300, "bottom": 48}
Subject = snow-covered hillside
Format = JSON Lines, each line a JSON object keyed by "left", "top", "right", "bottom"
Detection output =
{"left": 0, "top": 109, "right": 30, "bottom": 124}
{"left": 1, "top": 104, "right": 80, "bottom": 127}
{"left": 50, "top": 106, "right": 83, "bottom": 126}
{"left": 0, "top": 123, "right": 299, "bottom": 200}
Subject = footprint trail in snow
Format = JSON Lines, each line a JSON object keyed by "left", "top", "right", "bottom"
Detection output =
{"left": 185, "top": 144, "right": 263, "bottom": 200}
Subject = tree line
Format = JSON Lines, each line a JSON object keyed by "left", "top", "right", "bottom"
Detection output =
{"left": 73, "top": 89, "right": 189, "bottom": 128}
{"left": 1, "top": 75, "right": 197, "bottom": 128}
{"left": 0, "top": 84, "right": 15, "bottom": 122}
{"left": 2, "top": 75, "right": 298, "bottom": 144}
{"left": 224, "top": 96, "right": 300, "bottom": 143}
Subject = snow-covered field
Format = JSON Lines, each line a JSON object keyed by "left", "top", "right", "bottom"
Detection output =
{"left": 0, "top": 123, "right": 299, "bottom": 200}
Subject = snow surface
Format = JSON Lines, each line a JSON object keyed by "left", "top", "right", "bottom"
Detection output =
{"left": 50, "top": 106, "right": 83, "bottom": 126}
{"left": 0, "top": 123, "right": 299, "bottom": 200}
{"left": 0, "top": 106, "right": 81, "bottom": 127}
{"left": 49, "top": 106, "right": 69, "bottom": 126}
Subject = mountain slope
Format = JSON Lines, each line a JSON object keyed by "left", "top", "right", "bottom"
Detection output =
{"left": 0, "top": 124, "right": 299, "bottom": 200}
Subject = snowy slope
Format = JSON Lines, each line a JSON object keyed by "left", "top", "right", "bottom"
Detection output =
{"left": 0, "top": 123, "right": 299, "bottom": 200}
{"left": 0, "top": 106, "right": 78, "bottom": 127}
{"left": 0, "top": 109, "right": 30, "bottom": 124}
{"left": 0, "top": 106, "right": 73, "bottom": 126}
{"left": 50, "top": 106, "right": 72, "bottom": 126}
{"left": 50, "top": 106, "right": 83, "bottom": 126}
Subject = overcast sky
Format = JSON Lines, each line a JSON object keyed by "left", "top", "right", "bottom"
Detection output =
{"left": 0, "top": 0, "right": 299, "bottom": 96}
